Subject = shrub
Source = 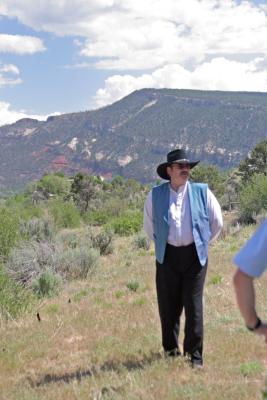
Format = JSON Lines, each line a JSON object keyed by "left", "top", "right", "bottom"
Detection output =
{"left": 54, "top": 247, "right": 99, "bottom": 279}
{"left": 83, "top": 210, "right": 109, "bottom": 226}
{"left": 20, "top": 217, "right": 54, "bottom": 242}
{"left": 104, "top": 197, "right": 128, "bottom": 217}
{"left": 109, "top": 210, "right": 142, "bottom": 236}
{"left": 92, "top": 229, "right": 114, "bottom": 255}
{"left": 56, "top": 228, "right": 94, "bottom": 251}
{"left": 0, "top": 266, "right": 34, "bottom": 319}
{"left": 6, "top": 194, "right": 43, "bottom": 219}
{"left": 132, "top": 231, "right": 150, "bottom": 250}
{"left": 31, "top": 271, "right": 62, "bottom": 298}
{"left": 49, "top": 200, "right": 80, "bottom": 229}
{"left": 63, "top": 232, "right": 79, "bottom": 249}
{"left": 18, "top": 205, "right": 43, "bottom": 221}
{"left": 0, "top": 208, "right": 19, "bottom": 261}
{"left": 56, "top": 230, "right": 84, "bottom": 251}
{"left": 6, "top": 241, "right": 55, "bottom": 285}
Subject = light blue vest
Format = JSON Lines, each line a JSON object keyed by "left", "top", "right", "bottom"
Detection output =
{"left": 152, "top": 181, "right": 210, "bottom": 266}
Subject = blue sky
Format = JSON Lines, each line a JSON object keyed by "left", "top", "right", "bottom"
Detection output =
{"left": 0, "top": 0, "right": 267, "bottom": 125}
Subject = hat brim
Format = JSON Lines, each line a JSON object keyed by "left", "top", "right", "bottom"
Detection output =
{"left": 156, "top": 161, "right": 200, "bottom": 180}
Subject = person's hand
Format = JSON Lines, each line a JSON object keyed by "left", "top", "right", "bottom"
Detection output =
{"left": 255, "top": 322, "right": 267, "bottom": 343}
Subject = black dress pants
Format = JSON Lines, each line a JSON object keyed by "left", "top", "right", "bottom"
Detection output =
{"left": 156, "top": 243, "right": 207, "bottom": 364}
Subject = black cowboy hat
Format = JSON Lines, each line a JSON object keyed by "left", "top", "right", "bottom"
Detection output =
{"left": 157, "top": 149, "right": 200, "bottom": 180}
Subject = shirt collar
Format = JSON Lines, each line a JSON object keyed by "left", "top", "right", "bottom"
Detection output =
{"left": 169, "top": 180, "right": 188, "bottom": 195}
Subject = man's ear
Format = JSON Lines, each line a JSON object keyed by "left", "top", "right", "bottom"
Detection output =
{"left": 166, "top": 165, "right": 172, "bottom": 178}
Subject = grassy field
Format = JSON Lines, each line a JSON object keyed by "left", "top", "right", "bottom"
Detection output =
{"left": 0, "top": 222, "right": 266, "bottom": 400}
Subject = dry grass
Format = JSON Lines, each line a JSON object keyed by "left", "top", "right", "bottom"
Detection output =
{"left": 0, "top": 225, "right": 266, "bottom": 400}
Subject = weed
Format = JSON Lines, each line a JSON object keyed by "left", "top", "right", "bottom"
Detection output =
{"left": 73, "top": 289, "right": 89, "bottom": 303}
{"left": 31, "top": 271, "right": 62, "bottom": 298}
{"left": 115, "top": 290, "right": 124, "bottom": 299}
{"left": 209, "top": 274, "right": 222, "bottom": 285}
{"left": 45, "top": 304, "right": 60, "bottom": 314}
{"left": 132, "top": 231, "right": 150, "bottom": 250}
{"left": 239, "top": 361, "right": 263, "bottom": 377}
{"left": 126, "top": 280, "right": 139, "bottom": 292}
{"left": 263, "top": 378, "right": 267, "bottom": 399}
{"left": 133, "top": 297, "right": 146, "bottom": 306}
{"left": 218, "top": 314, "right": 236, "bottom": 324}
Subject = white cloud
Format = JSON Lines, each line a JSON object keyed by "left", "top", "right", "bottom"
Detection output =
{"left": 1, "top": 0, "right": 267, "bottom": 70}
{"left": 0, "top": 101, "right": 61, "bottom": 126}
{"left": 0, "top": 34, "right": 45, "bottom": 54}
{"left": 0, "top": 63, "right": 22, "bottom": 87}
{"left": 0, "top": 63, "right": 19, "bottom": 74}
{"left": 93, "top": 57, "right": 267, "bottom": 108}
{"left": 1, "top": 0, "right": 267, "bottom": 113}
{"left": 0, "top": 1, "right": 115, "bottom": 35}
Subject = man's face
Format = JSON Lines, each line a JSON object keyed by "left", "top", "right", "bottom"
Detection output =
{"left": 167, "top": 163, "right": 190, "bottom": 187}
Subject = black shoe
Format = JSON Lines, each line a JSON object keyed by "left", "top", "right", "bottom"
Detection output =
{"left": 164, "top": 348, "right": 181, "bottom": 358}
{"left": 184, "top": 351, "right": 203, "bottom": 369}
{"left": 191, "top": 359, "right": 203, "bottom": 369}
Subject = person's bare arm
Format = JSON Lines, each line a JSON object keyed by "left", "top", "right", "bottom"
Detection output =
{"left": 233, "top": 269, "right": 267, "bottom": 342}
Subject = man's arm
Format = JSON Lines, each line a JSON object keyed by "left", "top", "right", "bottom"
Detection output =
{"left": 207, "top": 188, "right": 223, "bottom": 242}
{"left": 233, "top": 269, "right": 267, "bottom": 342}
{"left": 143, "top": 190, "right": 154, "bottom": 241}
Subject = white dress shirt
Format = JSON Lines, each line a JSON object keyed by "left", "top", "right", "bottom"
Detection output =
{"left": 143, "top": 181, "right": 223, "bottom": 247}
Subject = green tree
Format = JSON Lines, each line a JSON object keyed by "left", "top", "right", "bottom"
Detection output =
{"left": 111, "top": 175, "right": 124, "bottom": 188}
{"left": 238, "top": 174, "right": 267, "bottom": 222}
{"left": 239, "top": 140, "right": 267, "bottom": 182}
{"left": 70, "top": 173, "right": 98, "bottom": 213}
{"left": 224, "top": 168, "right": 242, "bottom": 211}
{"left": 36, "top": 174, "right": 69, "bottom": 198}
{"left": 190, "top": 164, "right": 225, "bottom": 198}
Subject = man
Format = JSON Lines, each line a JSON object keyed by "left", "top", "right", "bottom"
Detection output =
{"left": 233, "top": 220, "right": 267, "bottom": 342}
{"left": 143, "top": 148, "right": 223, "bottom": 368}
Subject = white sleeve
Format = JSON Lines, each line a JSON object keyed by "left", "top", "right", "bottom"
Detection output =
{"left": 233, "top": 219, "right": 267, "bottom": 278}
{"left": 207, "top": 188, "right": 223, "bottom": 243}
{"left": 143, "top": 190, "right": 154, "bottom": 241}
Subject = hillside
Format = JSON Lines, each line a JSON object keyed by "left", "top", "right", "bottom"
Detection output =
{"left": 1, "top": 88, "right": 267, "bottom": 191}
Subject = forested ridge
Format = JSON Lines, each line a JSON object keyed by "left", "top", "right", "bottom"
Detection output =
{"left": 1, "top": 88, "right": 267, "bottom": 192}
